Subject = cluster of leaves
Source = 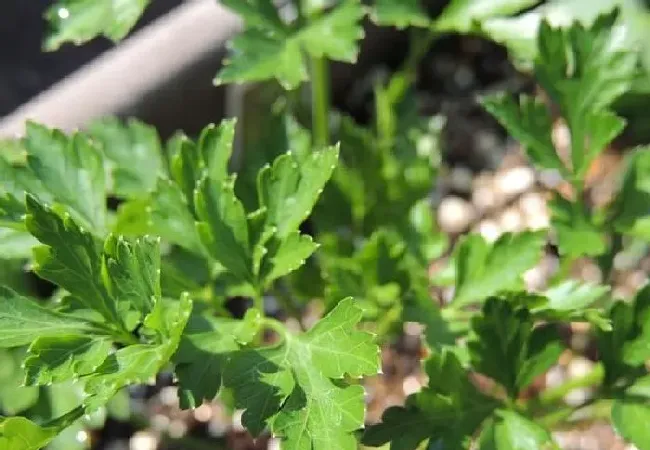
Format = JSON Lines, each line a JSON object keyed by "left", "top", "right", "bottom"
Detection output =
{"left": 365, "top": 297, "right": 562, "bottom": 449}
{"left": 0, "top": 111, "right": 386, "bottom": 449}
{"left": 483, "top": 10, "right": 650, "bottom": 259}
{"left": 1, "top": 0, "right": 646, "bottom": 449}
{"left": 43, "top": 0, "right": 545, "bottom": 87}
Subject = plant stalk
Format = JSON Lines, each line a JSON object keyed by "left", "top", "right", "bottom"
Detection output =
{"left": 311, "top": 56, "right": 330, "bottom": 148}
{"left": 252, "top": 289, "right": 265, "bottom": 317}
{"left": 531, "top": 364, "right": 604, "bottom": 410}
{"left": 387, "top": 28, "right": 437, "bottom": 103}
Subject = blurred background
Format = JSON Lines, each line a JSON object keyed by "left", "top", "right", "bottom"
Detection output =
{"left": 1, "top": 1, "right": 650, "bottom": 449}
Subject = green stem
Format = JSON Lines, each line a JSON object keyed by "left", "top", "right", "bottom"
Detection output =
{"left": 311, "top": 56, "right": 330, "bottom": 148}
{"left": 598, "top": 232, "right": 623, "bottom": 283}
{"left": 537, "top": 397, "right": 612, "bottom": 429}
{"left": 93, "top": 322, "right": 138, "bottom": 346}
{"left": 387, "top": 28, "right": 437, "bottom": 103}
{"left": 252, "top": 289, "right": 265, "bottom": 317}
{"left": 45, "top": 406, "right": 85, "bottom": 429}
{"left": 537, "top": 398, "right": 594, "bottom": 428}
{"left": 533, "top": 364, "right": 604, "bottom": 409}
{"left": 374, "top": 306, "right": 401, "bottom": 341}
{"left": 116, "top": 329, "right": 140, "bottom": 346}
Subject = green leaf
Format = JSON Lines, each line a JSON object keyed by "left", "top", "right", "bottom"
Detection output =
{"left": 434, "top": 0, "right": 538, "bottom": 33}
{"left": 216, "top": 1, "right": 364, "bottom": 89}
{"left": 174, "top": 308, "right": 261, "bottom": 409}
{"left": 257, "top": 146, "right": 339, "bottom": 239}
{"left": 262, "top": 232, "right": 319, "bottom": 286}
{"left": 526, "top": 281, "right": 610, "bottom": 327}
{"left": 88, "top": 117, "right": 164, "bottom": 197}
{"left": 44, "top": 0, "right": 150, "bottom": 50}
{"left": 220, "top": 0, "right": 285, "bottom": 32}
{"left": 469, "top": 298, "right": 564, "bottom": 397}
{"left": 198, "top": 119, "right": 236, "bottom": 184}
{"left": 224, "top": 298, "right": 379, "bottom": 448}
{"left": 363, "top": 406, "right": 433, "bottom": 450}
{"left": 371, "top": 0, "right": 430, "bottom": 28}
{"left": 0, "top": 155, "right": 49, "bottom": 229}
{"left": 217, "top": 30, "right": 307, "bottom": 90}
{"left": 596, "top": 284, "right": 650, "bottom": 387}
{"left": 542, "top": 280, "right": 610, "bottom": 312}
{"left": 363, "top": 350, "right": 498, "bottom": 449}
{"left": 482, "top": 0, "right": 648, "bottom": 68}
{"left": 103, "top": 234, "right": 161, "bottom": 317}
{"left": 169, "top": 120, "right": 237, "bottom": 210}
{"left": 195, "top": 177, "right": 252, "bottom": 283}
{"left": 25, "top": 196, "right": 122, "bottom": 326}
{"left": 323, "top": 230, "right": 407, "bottom": 316}
{"left": 297, "top": 1, "right": 366, "bottom": 63}
{"left": 115, "top": 179, "right": 205, "bottom": 256}
{"left": 0, "top": 417, "right": 58, "bottom": 450}
{"left": 0, "top": 194, "right": 28, "bottom": 230}
{"left": 159, "top": 246, "right": 212, "bottom": 298}
{"left": 612, "top": 400, "right": 650, "bottom": 450}
{"left": 24, "top": 122, "right": 106, "bottom": 234}
{"left": 0, "top": 349, "right": 39, "bottom": 414}
{"left": 549, "top": 194, "right": 606, "bottom": 257}
{"left": 613, "top": 149, "right": 650, "bottom": 240}
{"left": 481, "top": 94, "right": 565, "bottom": 172}
{"left": 23, "top": 335, "right": 112, "bottom": 386}
{"left": 0, "top": 286, "right": 100, "bottom": 348}
{"left": 479, "top": 409, "right": 557, "bottom": 449}
{"left": 453, "top": 232, "right": 546, "bottom": 306}
{"left": 483, "top": 9, "right": 637, "bottom": 188}
{"left": 0, "top": 228, "right": 37, "bottom": 260}
{"left": 580, "top": 110, "right": 626, "bottom": 176}
{"left": 84, "top": 293, "right": 192, "bottom": 412}
{"left": 404, "top": 199, "right": 448, "bottom": 264}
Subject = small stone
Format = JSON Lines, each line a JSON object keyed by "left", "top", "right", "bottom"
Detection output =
{"left": 564, "top": 387, "right": 590, "bottom": 407}
{"left": 449, "top": 166, "right": 473, "bottom": 194}
{"left": 159, "top": 386, "right": 178, "bottom": 407}
{"left": 580, "top": 263, "right": 602, "bottom": 284}
{"left": 168, "top": 420, "right": 188, "bottom": 438}
{"left": 545, "top": 365, "right": 565, "bottom": 388}
{"left": 498, "top": 207, "right": 524, "bottom": 233}
{"left": 402, "top": 376, "right": 423, "bottom": 396}
{"left": 472, "top": 183, "right": 498, "bottom": 212}
{"left": 437, "top": 196, "right": 475, "bottom": 233}
{"left": 150, "top": 414, "right": 170, "bottom": 432}
{"left": 525, "top": 211, "right": 550, "bottom": 230}
{"left": 494, "top": 166, "right": 535, "bottom": 198}
{"left": 194, "top": 404, "right": 213, "bottom": 422}
{"left": 208, "top": 405, "right": 228, "bottom": 437}
{"left": 130, "top": 432, "right": 158, "bottom": 450}
{"left": 476, "top": 219, "right": 502, "bottom": 242}
{"left": 568, "top": 357, "right": 594, "bottom": 379}
{"left": 403, "top": 322, "right": 425, "bottom": 336}
{"left": 571, "top": 331, "right": 591, "bottom": 353}
{"left": 552, "top": 120, "right": 571, "bottom": 159}
{"left": 538, "top": 168, "right": 564, "bottom": 189}
{"left": 519, "top": 192, "right": 547, "bottom": 217}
